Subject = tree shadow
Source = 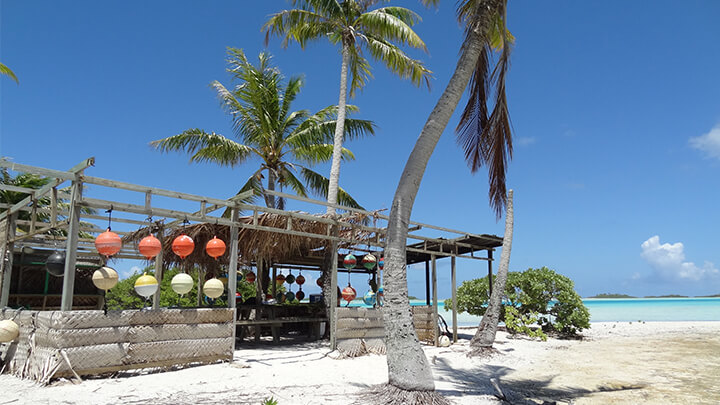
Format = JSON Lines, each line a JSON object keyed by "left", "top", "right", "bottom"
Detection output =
{"left": 431, "top": 356, "right": 645, "bottom": 404}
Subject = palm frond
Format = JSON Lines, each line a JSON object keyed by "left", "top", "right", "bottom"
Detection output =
{"left": 150, "top": 129, "right": 255, "bottom": 167}
{"left": 355, "top": 8, "right": 427, "bottom": 51}
{"left": 300, "top": 167, "right": 364, "bottom": 209}
{"left": 358, "top": 33, "right": 432, "bottom": 89}
{"left": 277, "top": 165, "right": 309, "bottom": 198}
{"left": 292, "top": 143, "right": 355, "bottom": 165}
{"left": 263, "top": 9, "right": 336, "bottom": 48}
{"left": 347, "top": 46, "right": 373, "bottom": 97}
{"left": 0, "top": 62, "right": 18, "bottom": 84}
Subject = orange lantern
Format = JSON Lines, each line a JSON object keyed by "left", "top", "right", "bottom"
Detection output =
{"left": 316, "top": 277, "right": 323, "bottom": 288}
{"left": 341, "top": 286, "right": 357, "bottom": 303}
{"left": 138, "top": 234, "right": 162, "bottom": 260}
{"left": 172, "top": 234, "right": 194, "bottom": 259}
{"left": 205, "top": 236, "right": 226, "bottom": 259}
{"left": 95, "top": 229, "right": 122, "bottom": 257}
{"left": 295, "top": 274, "right": 305, "bottom": 286}
{"left": 276, "top": 274, "right": 286, "bottom": 285}
{"left": 244, "top": 271, "right": 256, "bottom": 283}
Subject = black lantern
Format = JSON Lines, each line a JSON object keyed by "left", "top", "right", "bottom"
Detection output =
{"left": 45, "top": 251, "right": 66, "bottom": 277}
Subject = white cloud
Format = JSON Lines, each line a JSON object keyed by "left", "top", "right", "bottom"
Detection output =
{"left": 689, "top": 124, "right": 720, "bottom": 160}
{"left": 117, "top": 265, "right": 141, "bottom": 279}
{"left": 516, "top": 136, "right": 536, "bottom": 147}
{"left": 640, "top": 236, "right": 719, "bottom": 281}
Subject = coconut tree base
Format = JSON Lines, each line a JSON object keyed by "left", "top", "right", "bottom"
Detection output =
{"left": 467, "top": 345, "right": 500, "bottom": 358}
{"left": 360, "top": 384, "right": 450, "bottom": 405}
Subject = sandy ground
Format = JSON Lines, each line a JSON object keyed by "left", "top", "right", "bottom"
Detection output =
{"left": 1, "top": 321, "right": 719, "bottom": 404}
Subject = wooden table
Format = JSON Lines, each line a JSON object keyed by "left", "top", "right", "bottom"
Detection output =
{"left": 235, "top": 304, "right": 327, "bottom": 343}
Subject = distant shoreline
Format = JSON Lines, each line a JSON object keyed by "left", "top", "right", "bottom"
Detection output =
{"left": 586, "top": 293, "right": 720, "bottom": 299}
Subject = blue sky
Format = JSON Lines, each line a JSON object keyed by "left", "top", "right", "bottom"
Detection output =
{"left": 2, "top": 1, "right": 719, "bottom": 298}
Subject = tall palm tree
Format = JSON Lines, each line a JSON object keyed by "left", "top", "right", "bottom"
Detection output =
{"left": 0, "top": 62, "right": 18, "bottom": 84}
{"left": 151, "top": 48, "right": 374, "bottom": 211}
{"left": 263, "top": 0, "right": 432, "bottom": 214}
{"left": 379, "top": 0, "right": 513, "bottom": 398}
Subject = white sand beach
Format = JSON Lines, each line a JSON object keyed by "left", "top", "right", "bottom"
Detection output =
{"left": 1, "top": 321, "right": 719, "bottom": 404}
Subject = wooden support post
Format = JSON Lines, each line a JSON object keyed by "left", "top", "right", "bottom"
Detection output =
{"left": 431, "top": 254, "right": 438, "bottom": 346}
{"left": 61, "top": 179, "right": 83, "bottom": 311}
{"left": 488, "top": 249, "right": 493, "bottom": 297}
{"left": 425, "top": 260, "right": 430, "bottom": 305}
{"left": 271, "top": 266, "right": 277, "bottom": 297}
{"left": 152, "top": 225, "right": 164, "bottom": 310}
{"left": 0, "top": 214, "right": 18, "bottom": 308}
{"left": 51, "top": 187, "right": 58, "bottom": 227}
{"left": 329, "top": 223, "right": 339, "bottom": 350}
{"left": 228, "top": 208, "right": 239, "bottom": 348}
{"left": 451, "top": 255, "right": 458, "bottom": 343}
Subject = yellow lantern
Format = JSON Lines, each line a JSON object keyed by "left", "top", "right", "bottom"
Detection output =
{"left": 203, "top": 278, "right": 224, "bottom": 299}
{"left": 171, "top": 273, "right": 194, "bottom": 295}
{"left": 92, "top": 266, "right": 119, "bottom": 291}
{"left": 134, "top": 272, "right": 158, "bottom": 298}
{"left": 0, "top": 320, "right": 19, "bottom": 343}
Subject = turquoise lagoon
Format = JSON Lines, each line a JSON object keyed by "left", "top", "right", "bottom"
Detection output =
{"left": 351, "top": 297, "right": 720, "bottom": 327}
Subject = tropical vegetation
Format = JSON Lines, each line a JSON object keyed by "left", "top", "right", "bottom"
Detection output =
{"left": 445, "top": 267, "right": 591, "bottom": 337}
{"left": 263, "top": 0, "right": 432, "bottom": 214}
{"left": 151, "top": 48, "right": 374, "bottom": 210}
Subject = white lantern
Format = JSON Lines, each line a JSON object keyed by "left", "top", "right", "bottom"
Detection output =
{"left": 0, "top": 319, "right": 19, "bottom": 343}
{"left": 203, "top": 278, "right": 224, "bottom": 299}
{"left": 438, "top": 335, "right": 451, "bottom": 347}
{"left": 171, "top": 273, "right": 194, "bottom": 295}
{"left": 134, "top": 272, "right": 158, "bottom": 298}
{"left": 92, "top": 266, "right": 119, "bottom": 291}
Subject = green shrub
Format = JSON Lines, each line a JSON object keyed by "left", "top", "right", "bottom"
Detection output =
{"left": 445, "top": 266, "right": 590, "bottom": 336}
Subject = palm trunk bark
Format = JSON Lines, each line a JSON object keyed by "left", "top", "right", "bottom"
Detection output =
{"left": 325, "top": 41, "right": 350, "bottom": 215}
{"left": 264, "top": 170, "right": 276, "bottom": 209}
{"left": 470, "top": 189, "right": 513, "bottom": 353}
{"left": 383, "top": 29, "right": 486, "bottom": 392}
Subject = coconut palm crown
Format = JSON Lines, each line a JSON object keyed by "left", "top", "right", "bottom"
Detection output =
{"left": 151, "top": 49, "right": 375, "bottom": 210}
{"left": 263, "top": 0, "right": 432, "bottom": 213}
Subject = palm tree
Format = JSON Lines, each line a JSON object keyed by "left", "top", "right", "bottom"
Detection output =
{"left": 0, "top": 62, "right": 18, "bottom": 84}
{"left": 151, "top": 48, "right": 374, "bottom": 211}
{"left": 263, "top": 0, "right": 432, "bottom": 214}
{"left": 470, "top": 189, "right": 512, "bottom": 354}
{"left": 379, "top": 0, "right": 513, "bottom": 398}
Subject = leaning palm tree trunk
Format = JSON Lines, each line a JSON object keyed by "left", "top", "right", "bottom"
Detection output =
{"left": 469, "top": 189, "right": 513, "bottom": 354}
{"left": 382, "top": 28, "right": 486, "bottom": 394}
{"left": 326, "top": 43, "right": 351, "bottom": 214}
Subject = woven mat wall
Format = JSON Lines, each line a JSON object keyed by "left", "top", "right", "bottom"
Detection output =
{"left": 1, "top": 308, "right": 233, "bottom": 383}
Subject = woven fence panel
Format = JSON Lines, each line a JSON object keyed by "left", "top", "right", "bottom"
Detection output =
{"left": 336, "top": 307, "right": 383, "bottom": 320}
{"left": 60, "top": 343, "right": 130, "bottom": 371}
{"left": 35, "top": 310, "right": 133, "bottom": 330}
{"left": 34, "top": 326, "right": 130, "bottom": 348}
{"left": 126, "top": 337, "right": 233, "bottom": 364}
{"left": 127, "top": 323, "right": 231, "bottom": 343}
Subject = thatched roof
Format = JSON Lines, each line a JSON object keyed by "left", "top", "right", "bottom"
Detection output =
{"left": 122, "top": 211, "right": 376, "bottom": 269}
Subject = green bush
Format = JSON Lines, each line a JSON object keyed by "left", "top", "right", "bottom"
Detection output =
{"left": 445, "top": 266, "right": 590, "bottom": 336}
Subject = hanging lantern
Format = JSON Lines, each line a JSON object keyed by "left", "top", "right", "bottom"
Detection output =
{"left": 378, "top": 257, "right": 384, "bottom": 270}
{"left": 439, "top": 335, "right": 451, "bottom": 347}
{"left": 92, "top": 266, "right": 119, "bottom": 290}
{"left": 95, "top": 229, "right": 122, "bottom": 257}
{"left": 363, "top": 290, "right": 376, "bottom": 306}
{"left": 361, "top": 253, "right": 377, "bottom": 270}
{"left": 138, "top": 234, "right": 162, "bottom": 260}
{"left": 285, "top": 291, "right": 295, "bottom": 302}
{"left": 134, "top": 272, "right": 158, "bottom": 298}
{"left": 295, "top": 274, "right": 305, "bottom": 285}
{"left": 343, "top": 254, "right": 357, "bottom": 269}
{"left": 341, "top": 286, "right": 357, "bottom": 303}
{"left": 0, "top": 320, "right": 19, "bottom": 343}
{"left": 205, "top": 236, "right": 226, "bottom": 259}
{"left": 295, "top": 290, "right": 305, "bottom": 301}
{"left": 275, "top": 274, "right": 286, "bottom": 285}
{"left": 316, "top": 277, "right": 323, "bottom": 288}
{"left": 45, "top": 251, "right": 66, "bottom": 277}
{"left": 285, "top": 273, "right": 295, "bottom": 285}
{"left": 275, "top": 292, "right": 286, "bottom": 303}
{"left": 171, "top": 273, "right": 194, "bottom": 295}
{"left": 245, "top": 271, "right": 256, "bottom": 283}
{"left": 203, "top": 278, "right": 224, "bottom": 299}
{"left": 172, "top": 234, "right": 195, "bottom": 259}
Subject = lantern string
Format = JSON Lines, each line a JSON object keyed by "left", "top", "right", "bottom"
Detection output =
{"left": 105, "top": 206, "right": 114, "bottom": 231}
